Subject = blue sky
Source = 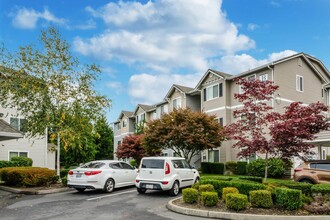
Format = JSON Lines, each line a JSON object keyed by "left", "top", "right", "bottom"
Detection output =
{"left": 1, "top": 0, "right": 330, "bottom": 124}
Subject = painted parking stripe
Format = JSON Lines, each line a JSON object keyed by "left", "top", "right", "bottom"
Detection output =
{"left": 86, "top": 189, "right": 137, "bottom": 201}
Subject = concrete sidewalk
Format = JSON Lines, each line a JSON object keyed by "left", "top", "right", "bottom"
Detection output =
{"left": 0, "top": 185, "right": 72, "bottom": 195}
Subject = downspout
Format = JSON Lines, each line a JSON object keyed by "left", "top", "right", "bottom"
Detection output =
{"left": 267, "top": 65, "right": 275, "bottom": 110}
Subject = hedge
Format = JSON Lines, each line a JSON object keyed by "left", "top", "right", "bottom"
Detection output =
{"left": 201, "top": 191, "right": 219, "bottom": 207}
{"left": 182, "top": 188, "right": 199, "bottom": 204}
{"left": 0, "top": 161, "right": 20, "bottom": 168}
{"left": 311, "top": 184, "right": 330, "bottom": 195}
{"left": 246, "top": 158, "right": 286, "bottom": 178}
{"left": 239, "top": 176, "right": 263, "bottom": 184}
{"left": 225, "top": 193, "right": 248, "bottom": 211}
{"left": 222, "top": 187, "right": 239, "bottom": 200}
{"left": 199, "top": 184, "right": 215, "bottom": 193}
{"left": 249, "top": 190, "right": 273, "bottom": 208}
{"left": 236, "top": 161, "right": 247, "bottom": 175}
{"left": 225, "top": 161, "right": 237, "bottom": 174}
{"left": 11, "top": 157, "right": 33, "bottom": 166}
{"left": 201, "top": 162, "right": 224, "bottom": 174}
{"left": 275, "top": 187, "right": 302, "bottom": 210}
{"left": 0, "top": 167, "right": 58, "bottom": 187}
{"left": 280, "top": 181, "right": 312, "bottom": 196}
{"left": 201, "top": 179, "right": 232, "bottom": 197}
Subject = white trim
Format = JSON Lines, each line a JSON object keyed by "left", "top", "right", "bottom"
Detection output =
{"left": 259, "top": 73, "right": 268, "bottom": 81}
{"left": 296, "top": 75, "right": 304, "bottom": 92}
{"left": 204, "top": 83, "right": 220, "bottom": 101}
{"left": 246, "top": 74, "right": 257, "bottom": 81}
{"left": 114, "top": 132, "right": 134, "bottom": 138}
{"left": 172, "top": 97, "right": 182, "bottom": 109}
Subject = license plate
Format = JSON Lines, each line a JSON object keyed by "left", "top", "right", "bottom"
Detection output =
{"left": 146, "top": 184, "right": 153, "bottom": 189}
{"left": 76, "top": 173, "right": 82, "bottom": 178}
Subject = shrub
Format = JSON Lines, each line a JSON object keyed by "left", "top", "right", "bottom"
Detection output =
{"left": 236, "top": 161, "right": 247, "bottom": 175}
{"left": 199, "top": 184, "right": 215, "bottom": 193}
{"left": 60, "top": 169, "right": 70, "bottom": 178}
{"left": 0, "top": 160, "right": 20, "bottom": 168}
{"left": 225, "top": 161, "right": 237, "bottom": 174}
{"left": 0, "top": 167, "right": 57, "bottom": 187}
{"left": 222, "top": 187, "right": 239, "bottom": 200}
{"left": 201, "top": 162, "right": 224, "bottom": 174}
{"left": 247, "top": 158, "right": 286, "bottom": 178}
{"left": 280, "top": 181, "right": 312, "bottom": 196}
{"left": 225, "top": 193, "right": 248, "bottom": 211}
{"left": 201, "top": 192, "right": 219, "bottom": 207}
{"left": 301, "top": 194, "right": 313, "bottom": 205}
{"left": 249, "top": 190, "right": 273, "bottom": 208}
{"left": 130, "top": 160, "right": 137, "bottom": 167}
{"left": 239, "top": 176, "right": 263, "bottom": 183}
{"left": 200, "top": 179, "right": 232, "bottom": 197}
{"left": 182, "top": 188, "right": 199, "bottom": 204}
{"left": 11, "top": 157, "right": 33, "bottom": 166}
{"left": 311, "top": 184, "right": 330, "bottom": 195}
{"left": 61, "top": 176, "right": 68, "bottom": 186}
{"left": 201, "top": 176, "right": 232, "bottom": 181}
{"left": 230, "top": 181, "right": 266, "bottom": 196}
{"left": 275, "top": 187, "right": 302, "bottom": 210}
{"left": 191, "top": 182, "right": 200, "bottom": 190}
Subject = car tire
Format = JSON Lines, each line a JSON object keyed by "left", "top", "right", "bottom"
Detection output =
{"left": 194, "top": 177, "right": 200, "bottom": 184}
{"left": 75, "top": 188, "right": 86, "bottom": 193}
{"left": 103, "top": 178, "right": 115, "bottom": 193}
{"left": 137, "top": 188, "right": 147, "bottom": 194}
{"left": 169, "top": 181, "right": 180, "bottom": 196}
{"left": 299, "top": 178, "right": 314, "bottom": 184}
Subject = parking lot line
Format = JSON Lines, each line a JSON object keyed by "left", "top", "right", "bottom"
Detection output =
{"left": 86, "top": 189, "right": 137, "bottom": 201}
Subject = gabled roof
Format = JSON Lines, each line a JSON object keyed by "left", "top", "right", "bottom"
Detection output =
{"left": 134, "top": 104, "right": 155, "bottom": 115}
{"left": 118, "top": 111, "right": 134, "bottom": 120}
{"left": 0, "top": 119, "right": 23, "bottom": 141}
{"left": 195, "top": 69, "right": 232, "bottom": 89}
{"left": 164, "top": 84, "right": 195, "bottom": 99}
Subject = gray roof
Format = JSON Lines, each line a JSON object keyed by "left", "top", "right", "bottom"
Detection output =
{"left": 173, "top": 84, "right": 194, "bottom": 93}
{"left": 0, "top": 119, "right": 23, "bottom": 141}
{"left": 138, "top": 104, "right": 154, "bottom": 112}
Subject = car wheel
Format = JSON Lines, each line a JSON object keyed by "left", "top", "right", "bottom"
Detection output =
{"left": 169, "top": 181, "right": 180, "bottom": 196}
{"left": 299, "top": 178, "right": 314, "bottom": 184}
{"left": 75, "top": 188, "right": 86, "bottom": 193}
{"left": 103, "top": 178, "right": 115, "bottom": 193}
{"left": 137, "top": 188, "right": 147, "bottom": 194}
{"left": 194, "top": 177, "right": 200, "bottom": 184}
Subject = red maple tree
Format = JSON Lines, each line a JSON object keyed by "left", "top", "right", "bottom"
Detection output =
{"left": 225, "top": 78, "right": 329, "bottom": 181}
{"left": 116, "top": 134, "right": 146, "bottom": 166}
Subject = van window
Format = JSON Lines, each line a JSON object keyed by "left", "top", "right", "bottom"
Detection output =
{"left": 141, "top": 159, "right": 164, "bottom": 169}
{"left": 172, "top": 160, "right": 184, "bottom": 168}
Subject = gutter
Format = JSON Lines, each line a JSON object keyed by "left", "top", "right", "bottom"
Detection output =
{"left": 267, "top": 64, "right": 275, "bottom": 110}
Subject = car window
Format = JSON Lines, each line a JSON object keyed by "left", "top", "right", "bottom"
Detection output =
{"left": 310, "top": 163, "right": 317, "bottom": 169}
{"left": 141, "top": 159, "right": 164, "bottom": 169}
{"left": 315, "top": 163, "right": 330, "bottom": 170}
{"left": 81, "top": 162, "right": 105, "bottom": 168}
{"left": 181, "top": 160, "right": 191, "bottom": 169}
{"left": 109, "top": 162, "right": 122, "bottom": 169}
{"left": 172, "top": 160, "right": 184, "bottom": 169}
{"left": 120, "top": 162, "right": 134, "bottom": 170}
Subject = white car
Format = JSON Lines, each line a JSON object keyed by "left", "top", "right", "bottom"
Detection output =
{"left": 135, "top": 157, "right": 200, "bottom": 196}
{"left": 67, "top": 160, "right": 137, "bottom": 193}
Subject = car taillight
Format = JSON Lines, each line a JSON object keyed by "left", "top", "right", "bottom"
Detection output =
{"left": 161, "top": 181, "right": 169, "bottom": 185}
{"left": 165, "top": 162, "right": 170, "bottom": 175}
{"left": 84, "top": 171, "right": 102, "bottom": 176}
{"left": 136, "top": 180, "right": 140, "bottom": 183}
{"left": 294, "top": 168, "right": 303, "bottom": 173}
{"left": 68, "top": 170, "right": 74, "bottom": 175}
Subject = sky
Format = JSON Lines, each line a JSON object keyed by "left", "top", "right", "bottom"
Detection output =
{"left": 1, "top": 0, "right": 330, "bottom": 124}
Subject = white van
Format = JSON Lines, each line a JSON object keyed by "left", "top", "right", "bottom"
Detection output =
{"left": 135, "top": 157, "right": 200, "bottom": 196}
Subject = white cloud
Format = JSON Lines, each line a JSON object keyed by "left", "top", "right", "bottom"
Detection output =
{"left": 106, "top": 81, "right": 124, "bottom": 94}
{"left": 247, "top": 23, "right": 259, "bottom": 31}
{"left": 75, "top": 19, "right": 96, "bottom": 30}
{"left": 128, "top": 72, "right": 202, "bottom": 104}
{"left": 74, "top": 0, "right": 255, "bottom": 73}
{"left": 11, "top": 7, "right": 66, "bottom": 29}
{"left": 212, "top": 50, "right": 298, "bottom": 74}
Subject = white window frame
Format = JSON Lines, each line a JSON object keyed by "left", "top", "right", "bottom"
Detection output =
{"left": 8, "top": 151, "right": 29, "bottom": 160}
{"left": 122, "top": 119, "right": 127, "bottom": 128}
{"left": 172, "top": 97, "right": 181, "bottom": 109}
{"left": 205, "top": 84, "right": 219, "bottom": 101}
{"left": 322, "top": 148, "right": 326, "bottom": 160}
{"left": 259, "top": 74, "right": 268, "bottom": 81}
{"left": 247, "top": 74, "right": 256, "bottom": 81}
{"left": 296, "top": 75, "right": 304, "bottom": 92}
{"left": 10, "top": 117, "right": 26, "bottom": 132}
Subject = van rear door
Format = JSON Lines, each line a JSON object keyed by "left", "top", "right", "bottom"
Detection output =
{"left": 139, "top": 159, "right": 165, "bottom": 180}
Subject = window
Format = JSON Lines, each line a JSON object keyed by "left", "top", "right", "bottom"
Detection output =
{"left": 314, "top": 163, "right": 330, "bottom": 171}
{"left": 173, "top": 98, "right": 181, "bottom": 109}
{"left": 81, "top": 162, "right": 105, "bottom": 168}
{"left": 160, "top": 152, "right": 168, "bottom": 157}
{"left": 117, "top": 141, "right": 121, "bottom": 147}
{"left": 117, "top": 123, "right": 121, "bottom": 130}
{"left": 120, "top": 162, "right": 134, "bottom": 169}
{"left": 322, "top": 89, "right": 324, "bottom": 98}
{"left": 10, "top": 117, "right": 27, "bottom": 132}
{"left": 203, "top": 83, "right": 222, "bottom": 101}
{"left": 122, "top": 119, "right": 127, "bottom": 128}
{"left": 172, "top": 160, "right": 184, "bottom": 169}
{"left": 247, "top": 75, "right": 256, "bottom": 81}
{"left": 9, "top": 151, "right": 28, "bottom": 160}
{"left": 216, "top": 117, "right": 224, "bottom": 127}
{"left": 238, "top": 85, "right": 243, "bottom": 94}
{"left": 322, "top": 149, "right": 326, "bottom": 160}
{"left": 137, "top": 113, "right": 146, "bottom": 124}
{"left": 109, "top": 162, "right": 122, "bottom": 169}
{"left": 141, "top": 159, "right": 164, "bottom": 169}
{"left": 208, "top": 149, "right": 219, "bottom": 163}
{"left": 296, "top": 75, "right": 304, "bottom": 92}
{"left": 241, "top": 113, "right": 255, "bottom": 127}
{"left": 259, "top": 74, "right": 268, "bottom": 81}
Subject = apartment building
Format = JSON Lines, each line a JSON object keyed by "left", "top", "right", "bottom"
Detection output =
{"left": 114, "top": 52, "right": 330, "bottom": 167}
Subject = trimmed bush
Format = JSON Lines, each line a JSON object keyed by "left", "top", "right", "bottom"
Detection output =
{"left": 201, "top": 179, "right": 232, "bottom": 197}
{"left": 201, "top": 191, "right": 219, "bottom": 207}
{"left": 201, "top": 162, "right": 224, "bottom": 174}
{"left": 11, "top": 157, "right": 33, "bottom": 166}
{"left": 225, "top": 161, "right": 237, "bottom": 174}
{"left": 239, "top": 176, "right": 263, "bottom": 183}
{"left": 225, "top": 193, "right": 248, "bottom": 211}
{"left": 301, "top": 194, "right": 313, "bottom": 205}
{"left": 199, "top": 184, "right": 215, "bottom": 193}
{"left": 182, "top": 188, "right": 199, "bottom": 204}
{"left": 311, "top": 184, "right": 330, "bottom": 195}
{"left": 247, "top": 158, "right": 286, "bottom": 178}
{"left": 230, "top": 181, "right": 266, "bottom": 196}
{"left": 236, "top": 161, "right": 247, "bottom": 175}
{"left": 275, "top": 187, "right": 302, "bottom": 210}
{"left": 191, "top": 182, "right": 200, "bottom": 190}
{"left": 0, "top": 167, "right": 57, "bottom": 187}
{"left": 249, "top": 190, "right": 273, "bottom": 208}
{"left": 61, "top": 176, "right": 68, "bottom": 186}
{"left": 201, "top": 176, "right": 232, "bottom": 181}
{"left": 222, "top": 187, "right": 239, "bottom": 200}
{"left": 0, "top": 161, "right": 20, "bottom": 168}
{"left": 60, "top": 169, "right": 70, "bottom": 178}
{"left": 280, "top": 181, "right": 312, "bottom": 196}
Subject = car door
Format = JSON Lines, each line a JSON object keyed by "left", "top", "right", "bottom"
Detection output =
{"left": 181, "top": 159, "right": 196, "bottom": 186}
{"left": 119, "top": 162, "right": 137, "bottom": 185}
{"left": 109, "top": 162, "right": 126, "bottom": 187}
{"left": 172, "top": 159, "right": 189, "bottom": 187}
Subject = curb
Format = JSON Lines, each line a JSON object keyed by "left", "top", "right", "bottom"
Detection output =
{"left": 166, "top": 197, "right": 330, "bottom": 220}
{"left": 0, "top": 185, "right": 73, "bottom": 195}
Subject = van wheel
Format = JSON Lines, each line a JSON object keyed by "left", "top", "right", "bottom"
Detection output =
{"left": 299, "top": 178, "right": 314, "bottom": 184}
{"left": 137, "top": 188, "right": 147, "bottom": 194}
{"left": 103, "top": 178, "right": 115, "bottom": 193}
{"left": 169, "top": 181, "right": 180, "bottom": 196}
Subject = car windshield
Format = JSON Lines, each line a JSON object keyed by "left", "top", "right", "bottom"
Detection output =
{"left": 81, "top": 162, "right": 105, "bottom": 168}
{"left": 141, "top": 159, "right": 164, "bottom": 169}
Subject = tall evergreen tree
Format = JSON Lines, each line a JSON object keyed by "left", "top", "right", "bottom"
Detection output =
{"left": 94, "top": 115, "right": 114, "bottom": 160}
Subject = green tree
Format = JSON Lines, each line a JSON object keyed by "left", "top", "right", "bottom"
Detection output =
{"left": 143, "top": 108, "right": 225, "bottom": 164}
{"left": 0, "top": 27, "right": 111, "bottom": 174}
{"left": 94, "top": 115, "right": 114, "bottom": 160}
